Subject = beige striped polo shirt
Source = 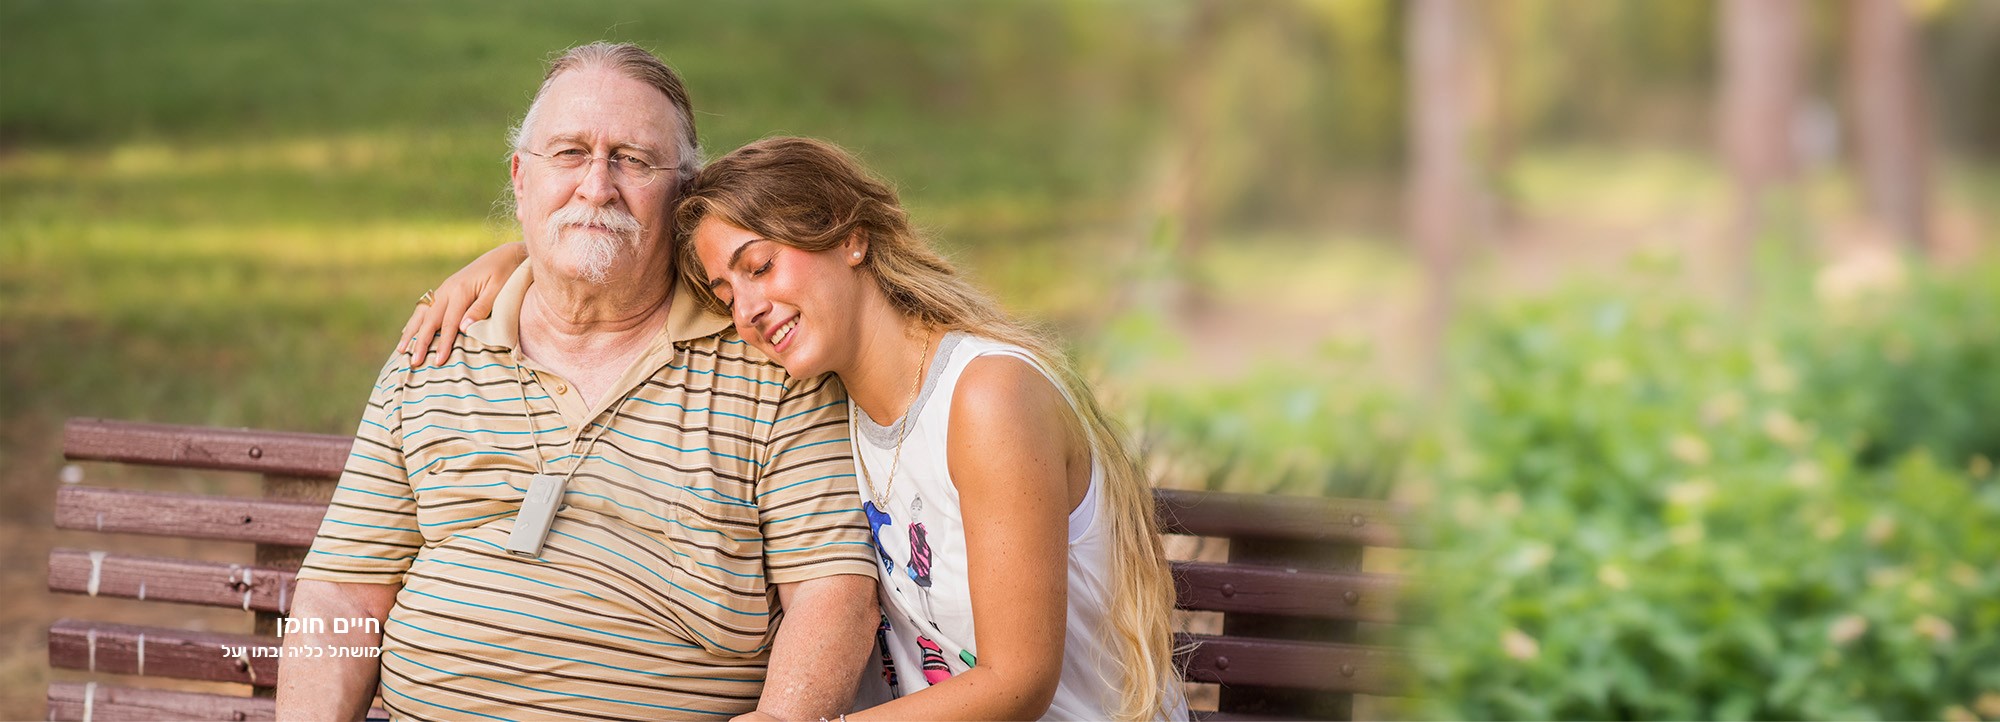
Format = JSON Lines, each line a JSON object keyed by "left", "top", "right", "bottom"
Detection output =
{"left": 297, "top": 263, "right": 877, "bottom": 720}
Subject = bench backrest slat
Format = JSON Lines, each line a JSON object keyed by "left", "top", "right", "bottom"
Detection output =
{"left": 1156, "top": 488, "right": 1416, "bottom": 547}
{"left": 50, "top": 546, "right": 1418, "bottom": 627}
{"left": 54, "top": 486, "right": 324, "bottom": 547}
{"left": 48, "top": 619, "right": 278, "bottom": 688}
{"left": 1175, "top": 633, "right": 1410, "bottom": 696}
{"left": 65, "top": 419, "right": 1419, "bottom": 548}
{"left": 48, "top": 548, "right": 296, "bottom": 613}
{"left": 65, "top": 418, "right": 350, "bottom": 479}
{"left": 1171, "top": 561, "right": 1408, "bottom": 623}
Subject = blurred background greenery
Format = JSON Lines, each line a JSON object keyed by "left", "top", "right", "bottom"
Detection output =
{"left": 3, "top": 0, "right": 1997, "bottom": 718}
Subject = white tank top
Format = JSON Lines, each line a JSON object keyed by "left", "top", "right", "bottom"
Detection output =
{"left": 849, "top": 332, "right": 1180, "bottom": 720}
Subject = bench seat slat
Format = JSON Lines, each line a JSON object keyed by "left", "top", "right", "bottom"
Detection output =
{"left": 48, "top": 549, "right": 297, "bottom": 612}
{"left": 55, "top": 486, "right": 324, "bottom": 545}
{"left": 49, "top": 619, "right": 279, "bottom": 688}
{"left": 64, "top": 418, "right": 352, "bottom": 479}
{"left": 1175, "top": 633, "right": 1411, "bottom": 696}
{"left": 1172, "top": 561, "right": 1408, "bottom": 623}
{"left": 1156, "top": 488, "right": 1417, "bottom": 547}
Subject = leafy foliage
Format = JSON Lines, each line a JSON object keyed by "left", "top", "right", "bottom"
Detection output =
{"left": 1796, "top": 263, "right": 2000, "bottom": 470}
{"left": 1412, "top": 265, "right": 2000, "bottom": 720}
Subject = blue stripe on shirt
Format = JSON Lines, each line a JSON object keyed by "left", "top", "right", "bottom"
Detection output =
{"left": 775, "top": 399, "right": 847, "bottom": 424}
{"left": 402, "top": 423, "right": 568, "bottom": 440}
{"left": 756, "top": 472, "right": 856, "bottom": 499}
{"left": 590, "top": 424, "right": 761, "bottom": 468}
{"left": 415, "top": 554, "right": 607, "bottom": 603}
{"left": 625, "top": 397, "right": 770, "bottom": 425}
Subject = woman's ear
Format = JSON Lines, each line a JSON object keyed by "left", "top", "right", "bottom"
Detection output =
{"left": 843, "top": 230, "right": 868, "bottom": 267}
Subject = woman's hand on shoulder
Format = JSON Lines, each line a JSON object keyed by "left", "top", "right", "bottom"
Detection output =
{"left": 397, "top": 241, "right": 526, "bottom": 367}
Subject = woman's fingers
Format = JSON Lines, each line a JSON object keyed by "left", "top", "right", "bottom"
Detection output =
{"left": 408, "top": 301, "right": 445, "bottom": 368}
{"left": 429, "top": 294, "right": 472, "bottom": 367}
{"left": 397, "top": 313, "right": 419, "bottom": 356}
{"left": 399, "top": 241, "right": 519, "bottom": 367}
{"left": 463, "top": 291, "right": 498, "bottom": 333}
{"left": 398, "top": 304, "right": 430, "bottom": 362}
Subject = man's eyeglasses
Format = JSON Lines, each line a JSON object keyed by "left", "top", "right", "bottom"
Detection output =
{"left": 520, "top": 148, "right": 673, "bottom": 189}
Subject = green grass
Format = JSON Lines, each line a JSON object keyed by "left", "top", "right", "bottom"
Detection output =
{"left": 1, "top": 0, "right": 1168, "bottom": 223}
{"left": 0, "top": 0, "right": 1183, "bottom": 433}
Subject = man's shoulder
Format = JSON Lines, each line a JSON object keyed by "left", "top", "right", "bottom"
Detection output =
{"left": 676, "top": 327, "right": 798, "bottom": 385}
{"left": 365, "top": 350, "right": 413, "bottom": 392}
{"left": 662, "top": 331, "right": 848, "bottom": 424}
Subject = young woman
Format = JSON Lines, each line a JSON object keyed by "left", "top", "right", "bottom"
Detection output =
{"left": 401, "top": 137, "right": 1185, "bottom": 721}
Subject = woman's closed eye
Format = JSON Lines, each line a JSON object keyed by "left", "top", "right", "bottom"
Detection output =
{"left": 750, "top": 260, "right": 772, "bottom": 278}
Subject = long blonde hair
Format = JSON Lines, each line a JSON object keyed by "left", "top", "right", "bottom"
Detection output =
{"left": 675, "top": 137, "right": 1182, "bottom": 720}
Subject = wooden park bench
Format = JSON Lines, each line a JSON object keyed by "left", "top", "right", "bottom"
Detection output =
{"left": 46, "top": 418, "right": 1420, "bottom": 720}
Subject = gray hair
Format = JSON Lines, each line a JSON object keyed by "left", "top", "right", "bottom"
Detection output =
{"left": 508, "top": 42, "right": 702, "bottom": 191}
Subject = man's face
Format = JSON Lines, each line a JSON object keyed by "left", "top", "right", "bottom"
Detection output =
{"left": 511, "top": 66, "right": 683, "bottom": 285}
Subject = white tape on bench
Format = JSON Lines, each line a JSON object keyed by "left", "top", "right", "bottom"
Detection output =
{"left": 87, "top": 550, "right": 106, "bottom": 596}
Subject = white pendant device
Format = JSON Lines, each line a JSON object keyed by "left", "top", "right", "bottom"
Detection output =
{"left": 506, "top": 473, "right": 569, "bottom": 558}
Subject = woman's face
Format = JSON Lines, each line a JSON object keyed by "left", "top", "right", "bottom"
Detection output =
{"left": 692, "top": 215, "right": 866, "bottom": 378}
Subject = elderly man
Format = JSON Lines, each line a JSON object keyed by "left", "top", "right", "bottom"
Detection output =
{"left": 276, "top": 43, "right": 879, "bottom": 720}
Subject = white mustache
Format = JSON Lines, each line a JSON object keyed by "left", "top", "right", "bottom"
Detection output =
{"left": 548, "top": 205, "right": 642, "bottom": 238}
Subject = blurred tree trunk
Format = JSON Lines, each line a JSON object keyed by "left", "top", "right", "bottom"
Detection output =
{"left": 1158, "top": 0, "right": 1226, "bottom": 314}
{"left": 1848, "top": 0, "right": 1931, "bottom": 254}
{"left": 1408, "top": 0, "right": 1473, "bottom": 386}
{"left": 1478, "top": 0, "right": 1516, "bottom": 233}
{"left": 1718, "top": 0, "right": 1803, "bottom": 305}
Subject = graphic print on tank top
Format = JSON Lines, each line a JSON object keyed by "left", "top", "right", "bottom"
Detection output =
{"left": 916, "top": 635, "right": 954, "bottom": 684}
{"left": 876, "top": 613, "right": 902, "bottom": 697}
{"left": 864, "top": 500, "right": 895, "bottom": 574}
{"left": 906, "top": 522, "right": 934, "bottom": 586}
{"left": 907, "top": 494, "right": 942, "bottom": 630}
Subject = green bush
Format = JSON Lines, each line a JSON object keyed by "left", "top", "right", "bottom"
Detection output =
{"left": 1414, "top": 266, "right": 2000, "bottom": 720}
{"left": 1796, "top": 262, "right": 2000, "bottom": 471}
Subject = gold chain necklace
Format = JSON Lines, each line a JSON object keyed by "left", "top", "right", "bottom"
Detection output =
{"left": 853, "top": 330, "right": 935, "bottom": 508}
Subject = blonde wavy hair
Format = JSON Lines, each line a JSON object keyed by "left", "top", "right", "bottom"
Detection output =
{"left": 674, "top": 137, "right": 1183, "bottom": 721}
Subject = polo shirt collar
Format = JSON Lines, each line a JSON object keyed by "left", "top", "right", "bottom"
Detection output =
{"left": 464, "top": 260, "right": 734, "bottom": 352}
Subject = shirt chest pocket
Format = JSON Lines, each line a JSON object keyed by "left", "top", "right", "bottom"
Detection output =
{"left": 649, "top": 459, "right": 767, "bottom": 599}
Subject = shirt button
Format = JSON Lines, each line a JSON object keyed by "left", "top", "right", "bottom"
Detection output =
{"left": 554, "top": 383, "right": 569, "bottom": 394}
